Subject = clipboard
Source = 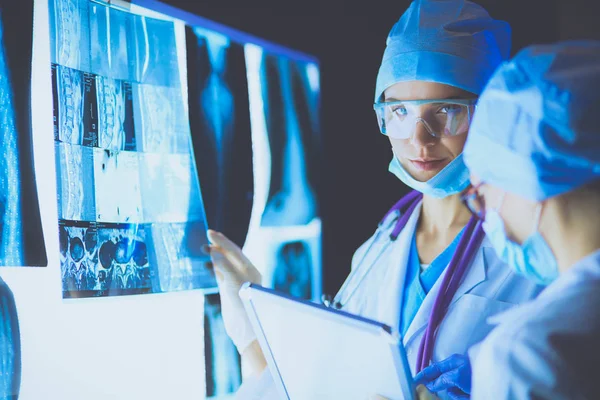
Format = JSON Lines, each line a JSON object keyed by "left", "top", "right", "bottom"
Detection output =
{"left": 240, "top": 283, "right": 415, "bottom": 400}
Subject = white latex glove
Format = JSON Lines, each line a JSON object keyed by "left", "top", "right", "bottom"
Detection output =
{"left": 205, "top": 230, "right": 262, "bottom": 353}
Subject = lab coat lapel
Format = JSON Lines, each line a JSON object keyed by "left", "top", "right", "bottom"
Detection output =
{"left": 403, "top": 241, "right": 488, "bottom": 347}
{"left": 379, "top": 202, "right": 423, "bottom": 328}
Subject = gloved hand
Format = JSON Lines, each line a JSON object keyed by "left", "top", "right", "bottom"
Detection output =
{"left": 414, "top": 354, "right": 472, "bottom": 400}
{"left": 204, "top": 230, "right": 262, "bottom": 353}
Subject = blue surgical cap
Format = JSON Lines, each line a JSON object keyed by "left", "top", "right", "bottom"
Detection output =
{"left": 375, "top": 0, "right": 511, "bottom": 102}
{"left": 464, "top": 41, "right": 600, "bottom": 201}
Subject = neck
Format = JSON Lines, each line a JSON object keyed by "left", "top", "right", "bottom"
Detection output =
{"left": 419, "top": 193, "right": 472, "bottom": 235}
{"left": 545, "top": 198, "right": 600, "bottom": 272}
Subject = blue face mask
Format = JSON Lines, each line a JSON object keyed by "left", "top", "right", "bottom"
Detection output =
{"left": 388, "top": 153, "right": 470, "bottom": 198}
{"left": 482, "top": 197, "right": 559, "bottom": 286}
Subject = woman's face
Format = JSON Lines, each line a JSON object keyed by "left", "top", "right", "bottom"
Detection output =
{"left": 384, "top": 81, "right": 475, "bottom": 182}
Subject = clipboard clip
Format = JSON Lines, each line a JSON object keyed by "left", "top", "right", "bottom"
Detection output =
{"left": 321, "top": 294, "right": 342, "bottom": 310}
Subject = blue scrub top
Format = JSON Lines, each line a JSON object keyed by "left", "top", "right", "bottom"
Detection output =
{"left": 399, "top": 229, "right": 464, "bottom": 336}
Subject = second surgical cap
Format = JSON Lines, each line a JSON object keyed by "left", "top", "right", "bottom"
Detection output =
{"left": 375, "top": 0, "right": 511, "bottom": 102}
{"left": 464, "top": 41, "right": 600, "bottom": 201}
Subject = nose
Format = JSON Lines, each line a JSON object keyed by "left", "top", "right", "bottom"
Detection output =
{"left": 410, "top": 119, "right": 437, "bottom": 148}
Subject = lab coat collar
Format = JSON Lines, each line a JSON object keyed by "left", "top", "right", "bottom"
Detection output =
{"left": 402, "top": 233, "right": 488, "bottom": 346}
{"left": 383, "top": 201, "right": 423, "bottom": 330}
{"left": 486, "top": 248, "right": 600, "bottom": 327}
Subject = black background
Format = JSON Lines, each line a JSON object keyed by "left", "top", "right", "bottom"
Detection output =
{"left": 162, "top": 0, "right": 600, "bottom": 296}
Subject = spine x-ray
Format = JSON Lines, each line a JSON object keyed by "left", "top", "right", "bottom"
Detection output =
{"left": 50, "top": 0, "right": 214, "bottom": 298}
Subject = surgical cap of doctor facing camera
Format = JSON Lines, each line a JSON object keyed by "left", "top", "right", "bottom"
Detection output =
{"left": 374, "top": 0, "right": 511, "bottom": 102}
{"left": 464, "top": 40, "right": 600, "bottom": 201}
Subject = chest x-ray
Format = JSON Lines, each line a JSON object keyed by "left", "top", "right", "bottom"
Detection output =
{"left": 50, "top": 0, "right": 214, "bottom": 298}
{"left": 0, "top": 0, "right": 47, "bottom": 267}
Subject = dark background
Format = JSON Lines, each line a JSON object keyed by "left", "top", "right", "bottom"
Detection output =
{"left": 163, "top": 0, "right": 600, "bottom": 296}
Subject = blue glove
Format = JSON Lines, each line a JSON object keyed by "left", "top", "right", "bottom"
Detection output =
{"left": 414, "top": 354, "right": 472, "bottom": 400}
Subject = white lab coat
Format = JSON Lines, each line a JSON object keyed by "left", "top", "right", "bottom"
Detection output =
{"left": 471, "top": 248, "right": 600, "bottom": 400}
{"left": 235, "top": 201, "right": 543, "bottom": 399}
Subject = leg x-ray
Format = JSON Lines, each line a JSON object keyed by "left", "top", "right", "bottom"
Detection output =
{"left": 0, "top": 277, "right": 20, "bottom": 399}
{"left": 242, "top": 45, "right": 322, "bottom": 302}
{"left": 272, "top": 240, "right": 314, "bottom": 300}
{"left": 186, "top": 26, "right": 254, "bottom": 248}
{"left": 0, "top": 0, "right": 47, "bottom": 267}
{"left": 259, "top": 53, "right": 320, "bottom": 227}
{"left": 50, "top": 0, "right": 214, "bottom": 297}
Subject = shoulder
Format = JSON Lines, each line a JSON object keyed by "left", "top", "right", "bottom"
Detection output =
{"left": 349, "top": 204, "right": 403, "bottom": 270}
{"left": 472, "top": 288, "right": 600, "bottom": 400}
{"left": 475, "top": 236, "right": 546, "bottom": 302}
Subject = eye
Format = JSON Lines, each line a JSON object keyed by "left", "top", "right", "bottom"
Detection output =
{"left": 437, "top": 104, "right": 462, "bottom": 114}
{"left": 391, "top": 105, "right": 408, "bottom": 116}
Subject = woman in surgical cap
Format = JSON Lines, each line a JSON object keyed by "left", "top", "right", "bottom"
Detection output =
{"left": 457, "top": 41, "right": 600, "bottom": 400}
{"left": 205, "top": 1, "right": 543, "bottom": 399}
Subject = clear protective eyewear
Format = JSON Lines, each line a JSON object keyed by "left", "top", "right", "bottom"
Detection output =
{"left": 373, "top": 98, "right": 477, "bottom": 140}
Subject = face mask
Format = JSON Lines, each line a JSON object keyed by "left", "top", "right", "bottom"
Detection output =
{"left": 388, "top": 153, "right": 470, "bottom": 198}
{"left": 482, "top": 197, "right": 559, "bottom": 286}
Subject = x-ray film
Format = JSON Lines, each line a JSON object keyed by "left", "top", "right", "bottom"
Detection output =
{"left": 52, "top": 64, "right": 98, "bottom": 146}
{"left": 241, "top": 45, "right": 322, "bottom": 300}
{"left": 204, "top": 294, "right": 242, "bottom": 398}
{"left": 186, "top": 27, "right": 254, "bottom": 247}
{"left": 55, "top": 142, "right": 96, "bottom": 221}
{"left": 89, "top": 4, "right": 133, "bottom": 81}
{"left": 184, "top": 15, "right": 321, "bottom": 400}
{"left": 0, "top": 0, "right": 47, "bottom": 267}
{"left": 49, "top": 0, "right": 91, "bottom": 71}
{"left": 132, "top": 83, "right": 190, "bottom": 153}
{"left": 60, "top": 220, "right": 153, "bottom": 297}
{"left": 50, "top": 0, "right": 214, "bottom": 297}
{"left": 255, "top": 50, "right": 321, "bottom": 228}
{"left": 0, "top": 277, "right": 21, "bottom": 398}
{"left": 96, "top": 77, "right": 136, "bottom": 151}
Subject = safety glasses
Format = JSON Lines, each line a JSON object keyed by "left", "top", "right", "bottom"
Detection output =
{"left": 373, "top": 98, "right": 477, "bottom": 140}
{"left": 461, "top": 182, "right": 486, "bottom": 220}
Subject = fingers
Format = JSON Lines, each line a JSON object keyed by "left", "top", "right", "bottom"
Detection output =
{"left": 207, "top": 230, "right": 253, "bottom": 270}
{"left": 207, "top": 230, "right": 241, "bottom": 256}
{"left": 414, "top": 354, "right": 466, "bottom": 386}
{"left": 426, "top": 369, "right": 461, "bottom": 393}
{"left": 435, "top": 354, "right": 467, "bottom": 372}
{"left": 414, "top": 363, "right": 442, "bottom": 385}
{"left": 368, "top": 395, "right": 390, "bottom": 400}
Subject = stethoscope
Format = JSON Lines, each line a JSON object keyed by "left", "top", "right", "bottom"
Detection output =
{"left": 321, "top": 190, "right": 486, "bottom": 372}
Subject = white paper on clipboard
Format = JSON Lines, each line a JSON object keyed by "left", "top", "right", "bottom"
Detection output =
{"left": 240, "top": 283, "right": 415, "bottom": 400}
